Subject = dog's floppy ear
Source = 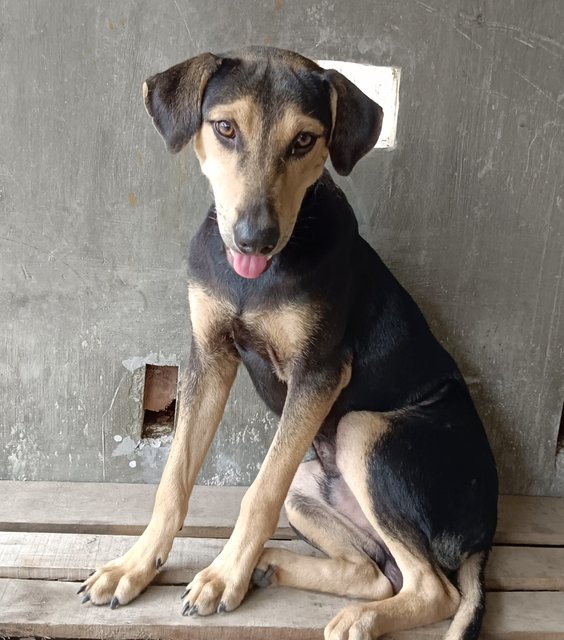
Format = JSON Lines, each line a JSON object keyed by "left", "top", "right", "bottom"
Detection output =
{"left": 324, "top": 69, "right": 383, "bottom": 176}
{"left": 143, "top": 53, "right": 222, "bottom": 153}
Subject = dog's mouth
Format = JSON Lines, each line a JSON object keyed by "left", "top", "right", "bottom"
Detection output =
{"left": 226, "top": 248, "right": 272, "bottom": 279}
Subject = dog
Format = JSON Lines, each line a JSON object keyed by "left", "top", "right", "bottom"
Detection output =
{"left": 78, "top": 46, "right": 498, "bottom": 640}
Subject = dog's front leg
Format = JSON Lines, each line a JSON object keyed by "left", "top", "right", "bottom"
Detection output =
{"left": 183, "top": 360, "right": 352, "bottom": 616}
{"left": 79, "top": 287, "right": 239, "bottom": 608}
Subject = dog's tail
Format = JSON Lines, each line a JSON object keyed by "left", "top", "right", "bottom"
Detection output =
{"left": 443, "top": 550, "right": 488, "bottom": 640}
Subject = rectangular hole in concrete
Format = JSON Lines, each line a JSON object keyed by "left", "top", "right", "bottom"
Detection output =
{"left": 142, "top": 364, "right": 178, "bottom": 439}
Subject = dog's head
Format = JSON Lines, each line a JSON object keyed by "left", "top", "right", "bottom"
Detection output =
{"left": 144, "top": 46, "right": 383, "bottom": 278}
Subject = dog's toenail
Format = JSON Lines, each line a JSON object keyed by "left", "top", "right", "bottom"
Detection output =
{"left": 77, "top": 584, "right": 87, "bottom": 595}
{"left": 81, "top": 594, "right": 90, "bottom": 604}
{"left": 217, "top": 602, "right": 227, "bottom": 613}
{"left": 181, "top": 601, "right": 191, "bottom": 616}
{"left": 188, "top": 604, "right": 198, "bottom": 616}
{"left": 156, "top": 557, "right": 163, "bottom": 570}
{"left": 180, "top": 587, "right": 190, "bottom": 600}
{"left": 110, "top": 596, "right": 120, "bottom": 610}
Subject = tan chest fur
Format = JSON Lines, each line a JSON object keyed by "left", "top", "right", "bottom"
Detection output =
{"left": 189, "top": 284, "right": 318, "bottom": 382}
{"left": 241, "top": 304, "right": 318, "bottom": 381}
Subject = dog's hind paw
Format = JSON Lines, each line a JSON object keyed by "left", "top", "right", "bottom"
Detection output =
{"left": 324, "top": 604, "right": 379, "bottom": 640}
{"left": 251, "top": 564, "right": 276, "bottom": 588}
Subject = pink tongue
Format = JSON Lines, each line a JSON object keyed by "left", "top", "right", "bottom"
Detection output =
{"left": 232, "top": 252, "right": 269, "bottom": 279}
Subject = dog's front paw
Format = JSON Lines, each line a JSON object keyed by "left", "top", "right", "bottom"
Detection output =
{"left": 181, "top": 558, "right": 252, "bottom": 616}
{"left": 76, "top": 541, "right": 164, "bottom": 608}
{"left": 324, "top": 604, "right": 379, "bottom": 640}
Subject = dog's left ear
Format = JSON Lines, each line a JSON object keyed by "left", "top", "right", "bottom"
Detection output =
{"left": 324, "top": 69, "right": 383, "bottom": 176}
{"left": 143, "top": 53, "right": 222, "bottom": 153}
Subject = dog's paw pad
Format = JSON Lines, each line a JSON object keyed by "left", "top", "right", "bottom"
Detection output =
{"left": 251, "top": 564, "right": 276, "bottom": 588}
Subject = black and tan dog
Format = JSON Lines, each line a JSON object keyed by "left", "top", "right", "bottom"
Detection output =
{"left": 79, "top": 47, "right": 498, "bottom": 639}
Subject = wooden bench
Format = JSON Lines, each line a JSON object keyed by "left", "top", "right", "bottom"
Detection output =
{"left": 1, "top": 481, "right": 563, "bottom": 638}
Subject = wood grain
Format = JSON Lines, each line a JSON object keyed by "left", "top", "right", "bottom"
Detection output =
{"left": 0, "top": 481, "right": 290, "bottom": 539}
{"left": 1, "top": 579, "right": 564, "bottom": 639}
{"left": 1, "top": 532, "right": 564, "bottom": 592}
{"left": 3, "top": 482, "right": 564, "bottom": 544}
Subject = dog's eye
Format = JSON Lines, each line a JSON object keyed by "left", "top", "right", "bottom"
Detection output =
{"left": 214, "top": 120, "right": 236, "bottom": 139}
{"left": 291, "top": 132, "right": 316, "bottom": 156}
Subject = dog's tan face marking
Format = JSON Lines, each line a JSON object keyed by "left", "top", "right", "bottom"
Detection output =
{"left": 194, "top": 94, "right": 330, "bottom": 255}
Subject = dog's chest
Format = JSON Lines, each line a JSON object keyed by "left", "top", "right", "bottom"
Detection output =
{"left": 188, "top": 283, "right": 317, "bottom": 382}
{"left": 232, "top": 304, "right": 315, "bottom": 382}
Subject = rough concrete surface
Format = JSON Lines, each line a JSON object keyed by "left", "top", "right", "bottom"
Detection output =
{"left": 0, "top": 1, "right": 563, "bottom": 494}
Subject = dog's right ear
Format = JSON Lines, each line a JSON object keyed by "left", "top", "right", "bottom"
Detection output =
{"left": 143, "top": 53, "right": 222, "bottom": 153}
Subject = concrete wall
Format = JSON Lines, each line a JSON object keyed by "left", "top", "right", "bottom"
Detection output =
{"left": 1, "top": 0, "right": 563, "bottom": 495}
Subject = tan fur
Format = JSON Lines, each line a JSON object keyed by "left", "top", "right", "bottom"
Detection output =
{"left": 188, "top": 283, "right": 235, "bottom": 350}
{"left": 319, "top": 411, "right": 460, "bottom": 639}
{"left": 193, "top": 102, "right": 254, "bottom": 240}
{"left": 244, "top": 303, "right": 320, "bottom": 380}
{"left": 257, "top": 547, "right": 392, "bottom": 601}
{"left": 328, "top": 86, "right": 338, "bottom": 145}
{"left": 80, "top": 284, "right": 239, "bottom": 607}
{"left": 184, "top": 362, "right": 352, "bottom": 616}
{"left": 193, "top": 99, "right": 329, "bottom": 255}
{"left": 255, "top": 463, "right": 393, "bottom": 600}
{"left": 444, "top": 552, "right": 484, "bottom": 640}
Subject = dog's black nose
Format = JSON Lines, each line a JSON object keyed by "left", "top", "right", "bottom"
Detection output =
{"left": 233, "top": 218, "right": 279, "bottom": 255}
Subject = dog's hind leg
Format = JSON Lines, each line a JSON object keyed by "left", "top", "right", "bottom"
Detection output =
{"left": 323, "top": 411, "right": 460, "bottom": 640}
{"left": 252, "top": 459, "right": 394, "bottom": 601}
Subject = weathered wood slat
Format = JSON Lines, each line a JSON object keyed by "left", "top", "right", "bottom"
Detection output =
{"left": 2, "top": 532, "right": 563, "bottom": 592}
{"left": 1, "top": 579, "right": 564, "bottom": 640}
{"left": 0, "top": 532, "right": 320, "bottom": 585}
{"left": 2, "top": 482, "right": 564, "bottom": 545}
{"left": 486, "top": 545, "right": 564, "bottom": 591}
{"left": 496, "top": 495, "right": 564, "bottom": 545}
{"left": 0, "top": 481, "right": 291, "bottom": 539}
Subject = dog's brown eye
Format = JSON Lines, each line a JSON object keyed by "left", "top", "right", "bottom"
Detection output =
{"left": 292, "top": 132, "right": 316, "bottom": 155}
{"left": 214, "top": 120, "right": 236, "bottom": 139}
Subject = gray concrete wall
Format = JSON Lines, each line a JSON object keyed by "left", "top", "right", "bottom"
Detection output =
{"left": 1, "top": 0, "right": 563, "bottom": 495}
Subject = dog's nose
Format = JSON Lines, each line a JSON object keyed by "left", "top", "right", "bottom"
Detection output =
{"left": 233, "top": 218, "right": 280, "bottom": 255}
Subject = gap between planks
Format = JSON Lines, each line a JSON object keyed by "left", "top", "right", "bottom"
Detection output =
{"left": 2, "top": 482, "right": 564, "bottom": 545}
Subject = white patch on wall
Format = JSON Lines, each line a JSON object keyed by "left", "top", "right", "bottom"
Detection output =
{"left": 316, "top": 61, "right": 401, "bottom": 149}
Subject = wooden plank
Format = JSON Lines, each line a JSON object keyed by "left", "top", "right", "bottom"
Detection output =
{"left": 2, "top": 482, "right": 564, "bottom": 545}
{"left": 497, "top": 495, "right": 564, "bottom": 545}
{"left": 1, "top": 579, "right": 563, "bottom": 640}
{"left": 0, "top": 481, "right": 291, "bottom": 539}
{"left": 487, "top": 546, "right": 564, "bottom": 591}
{"left": 2, "top": 532, "right": 564, "bottom": 592}
{"left": 0, "top": 532, "right": 320, "bottom": 586}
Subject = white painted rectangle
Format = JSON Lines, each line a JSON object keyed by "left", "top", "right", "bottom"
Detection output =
{"left": 317, "top": 60, "right": 401, "bottom": 149}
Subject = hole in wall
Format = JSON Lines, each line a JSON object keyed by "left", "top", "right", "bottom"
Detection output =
{"left": 142, "top": 365, "right": 178, "bottom": 439}
{"left": 557, "top": 402, "right": 564, "bottom": 454}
